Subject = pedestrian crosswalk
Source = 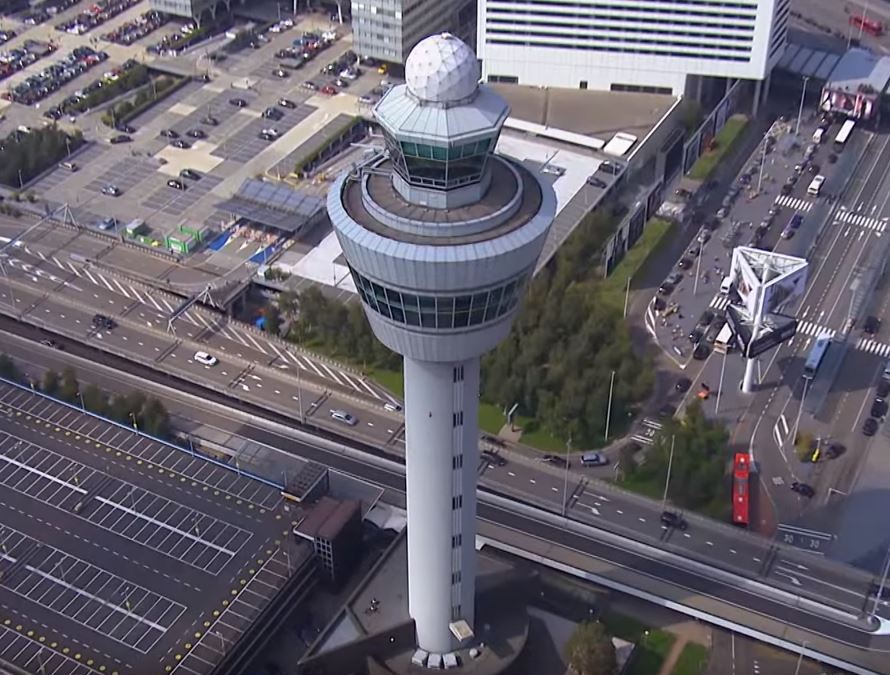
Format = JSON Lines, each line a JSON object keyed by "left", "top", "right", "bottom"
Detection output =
{"left": 796, "top": 321, "right": 834, "bottom": 339}
{"left": 836, "top": 209, "right": 887, "bottom": 233}
{"left": 857, "top": 337, "right": 890, "bottom": 358}
{"left": 774, "top": 195, "right": 813, "bottom": 212}
{"left": 710, "top": 295, "right": 730, "bottom": 311}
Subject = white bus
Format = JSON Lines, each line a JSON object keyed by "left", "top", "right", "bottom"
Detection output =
{"left": 834, "top": 119, "right": 855, "bottom": 149}
{"left": 812, "top": 127, "right": 825, "bottom": 144}
{"left": 714, "top": 324, "right": 734, "bottom": 354}
{"left": 807, "top": 174, "right": 826, "bottom": 196}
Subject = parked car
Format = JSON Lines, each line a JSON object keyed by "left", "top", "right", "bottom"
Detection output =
{"left": 229, "top": 97, "right": 248, "bottom": 107}
{"left": 186, "top": 128, "right": 206, "bottom": 139}
{"left": 167, "top": 179, "right": 186, "bottom": 190}
{"left": 109, "top": 134, "right": 131, "bottom": 144}
{"left": 863, "top": 417, "right": 879, "bottom": 436}
{"left": 278, "top": 98, "right": 296, "bottom": 108}
{"left": 179, "top": 169, "right": 201, "bottom": 180}
{"left": 864, "top": 315, "right": 881, "bottom": 335}
{"left": 675, "top": 377, "right": 692, "bottom": 392}
{"left": 101, "top": 184, "right": 121, "bottom": 197}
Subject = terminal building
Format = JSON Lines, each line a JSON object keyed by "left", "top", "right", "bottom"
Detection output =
{"left": 477, "top": 0, "right": 790, "bottom": 102}
{"left": 149, "top": 0, "right": 243, "bottom": 22}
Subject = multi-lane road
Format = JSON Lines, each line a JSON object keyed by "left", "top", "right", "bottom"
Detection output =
{"left": 3, "top": 324, "right": 889, "bottom": 673}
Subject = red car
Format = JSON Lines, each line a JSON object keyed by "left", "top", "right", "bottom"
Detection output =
{"left": 321, "top": 84, "right": 337, "bottom": 95}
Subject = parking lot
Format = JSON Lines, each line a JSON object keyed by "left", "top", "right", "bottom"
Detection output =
{"left": 0, "top": 380, "right": 295, "bottom": 674}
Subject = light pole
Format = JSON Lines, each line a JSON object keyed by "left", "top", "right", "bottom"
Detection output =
{"left": 870, "top": 544, "right": 890, "bottom": 619}
{"left": 604, "top": 370, "right": 615, "bottom": 441}
{"left": 792, "top": 377, "right": 810, "bottom": 446}
{"left": 623, "top": 275, "right": 631, "bottom": 317}
{"left": 756, "top": 130, "right": 769, "bottom": 194}
{"left": 693, "top": 237, "right": 703, "bottom": 295}
{"left": 793, "top": 641, "right": 808, "bottom": 675}
{"left": 715, "top": 349, "right": 728, "bottom": 414}
{"left": 859, "top": 0, "right": 872, "bottom": 40}
{"left": 795, "top": 76, "right": 810, "bottom": 136}
{"left": 562, "top": 434, "right": 572, "bottom": 516}
{"left": 661, "top": 435, "right": 675, "bottom": 511}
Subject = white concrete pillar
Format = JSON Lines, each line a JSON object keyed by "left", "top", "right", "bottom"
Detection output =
{"left": 403, "top": 356, "right": 479, "bottom": 653}
{"left": 742, "top": 357, "right": 757, "bottom": 393}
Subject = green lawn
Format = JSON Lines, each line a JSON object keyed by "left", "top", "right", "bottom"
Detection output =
{"left": 478, "top": 402, "right": 505, "bottom": 435}
{"left": 688, "top": 115, "right": 749, "bottom": 180}
{"left": 598, "top": 217, "right": 673, "bottom": 309}
{"left": 601, "top": 612, "right": 676, "bottom": 675}
{"left": 368, "top": 367, "right": 404, "bottom": 397}
{"left": 670, "top": 643, "right": 710, "bottom": 675}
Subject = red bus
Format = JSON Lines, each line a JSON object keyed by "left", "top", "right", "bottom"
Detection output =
{"left": 850, "top": 15, "right": 884, "bottom": 37}
{"left": 732, "top": 452, "right": 750, "bottom": 527}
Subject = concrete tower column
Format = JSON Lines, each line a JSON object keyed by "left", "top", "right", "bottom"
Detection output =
{"left": 404, "top": 357, "right": 479, "bottom": 652}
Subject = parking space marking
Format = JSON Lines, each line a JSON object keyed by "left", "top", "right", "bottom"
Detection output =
{"left": 0, "top": 621, "right": 102, "bottom": 675}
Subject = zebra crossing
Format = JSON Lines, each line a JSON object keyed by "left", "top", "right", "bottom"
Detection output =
{"left": 708, "top": 295, "right": 834, "bottom": 339}
{"left": 774, "top": 195, "right": 813, "bottom": 212}
{"left": 857, "top": 337, "right": 890, "bottom": 358}
{"left": 836, "top": 209, "right": 887, "bottom": 233}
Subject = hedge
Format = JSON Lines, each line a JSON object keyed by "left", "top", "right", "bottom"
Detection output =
{"left": 101, "top": 74, "right": 187, "bottom": 127}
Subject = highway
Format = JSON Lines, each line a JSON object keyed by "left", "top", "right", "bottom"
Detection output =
{"left": 1, "top": 325, "right": 889, "bottom": 673}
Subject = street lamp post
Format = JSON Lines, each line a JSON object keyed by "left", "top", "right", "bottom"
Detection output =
{"left": 715, "top": 348, "right": 728, "bottom": 414}
{"left": 661, "top": 435, "right": 675, "bottom": 511}
{"left": 859, "top": 0, "right": 872, "bottom": 40}
{"left": 604, "top": 370, "right": 615, "bottom": 441}
{"left": 795, "top": 76, "right": 810, "bottom": 136}
{"left": 623, "top": 275, "right": 631, "bottom": 317}
{"left": 870, "top": 544, "right": 890, "bottom": 619}
{"left": 562, "top": 434, "right": 572, "bottom": 517}
{"left": 793, "top": 641, "right": 808, "bottom": 675}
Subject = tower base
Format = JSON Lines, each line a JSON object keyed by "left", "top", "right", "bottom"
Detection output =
{"left": 297, "top": 528, "right": 530, "bottom": 674}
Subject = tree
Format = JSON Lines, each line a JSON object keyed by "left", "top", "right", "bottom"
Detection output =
{"left": 0, "top": 354, "right": 20, "bottom": 381}
{"left": 58, "top": 367, "right": 79, "bottom": 404}
{"left": 565, "top": 621, "right": 617, "bottom": 675}
{"left": 41, "top": 369, "right": 60, "bottom": 396}
{"left": 81, "top": 383, "right": 108, "bottom": 415}
{"left": 264, "top": 303, "right": 282, "bottom": 337}
{"left": 140, "top": 397, "right": 170, "bottom": 438}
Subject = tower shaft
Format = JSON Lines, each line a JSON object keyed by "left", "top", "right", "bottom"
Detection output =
{"left": 404, "top": 357, "right": 479, "bottom": 652}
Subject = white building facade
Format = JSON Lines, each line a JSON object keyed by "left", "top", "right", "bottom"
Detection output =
{"left": 477, "top": 0, "right": 791, "bottom": 95}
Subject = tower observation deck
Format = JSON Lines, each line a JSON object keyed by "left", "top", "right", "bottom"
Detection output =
{"left": 327, "top": 33, "right": 556, "bottom": 655}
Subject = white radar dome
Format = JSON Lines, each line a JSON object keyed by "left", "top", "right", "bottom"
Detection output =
{"left": 405, "top": 33, "right": 479, "bottom": 104}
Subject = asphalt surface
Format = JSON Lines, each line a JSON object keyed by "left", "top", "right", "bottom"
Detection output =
{"left": 0, "top": 378, "right": 300, "bottom": 675}
{"left": 2, "top": 324, "right": 889, "bottom": 674}
{"left": 646, "top": 105, "right": 890, "bottom": 560}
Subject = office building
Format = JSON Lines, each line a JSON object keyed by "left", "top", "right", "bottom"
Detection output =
{"left": 478, "top": 0, "right": 790, "bottom": 96}
{"left": 351, "top": 0, "right": 476, "bottom": 64}
{"left": 327, "top": 33, "right": 555, "bottom": 653}
{"left": 149, "top": 0, "right": 242, "bottom": 22}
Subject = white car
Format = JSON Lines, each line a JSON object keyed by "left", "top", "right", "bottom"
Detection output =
{"left": 383, "top": 401, "right": 402, "bottom": 412}
{"left": 193, "top": 351, "right": 218, "bottom": 366}
{"left": 330, "top": 409, "right": 357, "bottom": 426}
{"left": 261, "top": 127, "right": 280, "bottom": 139}
{"left": 339, "top": 69, "right": 358, "bottom": 80}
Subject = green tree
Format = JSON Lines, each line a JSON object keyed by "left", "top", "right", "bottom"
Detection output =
{"left": 140, "top": 397, "right": 170, "bottom": 438}
{"left": 264, "top": 303, "right": 282, "bottom": 337}
{"left": 0, "top": 354, "right": 20, "bottom": 381}
{"left": 58, "top": 367, "right": 79, "bottom": 403}
{"left": 565, "top": 621, "right": 617, "bottom": 675}
{"left": 41, "top": 369, "right": 60, "bottom": 396}
{"left": 81, "top": 384, "right": 108, "bottom": 415}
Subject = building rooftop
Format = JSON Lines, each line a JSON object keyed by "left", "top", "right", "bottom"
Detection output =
{"left": 296, "top": 496, "right": 361, "bottom": 541}
{"left": 825, "top": 48, "right": 890, "bottom": 94}
{"left": 340, "top": 155, "right": 543, "bottom": 246}
{"left": 489, "top": 84, "right": 676, "bottom": 148}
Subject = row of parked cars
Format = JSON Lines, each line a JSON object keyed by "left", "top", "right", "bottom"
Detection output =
{"left": 42, "top": 55, "right": 138, "bottom": 120}
{"left": 5, "top": 45, "right": 108, "bottom": 106}
{"left": 0, "top": 39, "right": 56, "bottom": 82}
{"left": 20, "top": 0, "right": 80, "bottom": 26}
{"left": 55, "top": 0, "right": 140, "bottom": 35}
{"left": 0, "top": 30, "right": 17, "bottom": 45}
{"left": 102, "top": 10, "right": 168, "bottom": 45}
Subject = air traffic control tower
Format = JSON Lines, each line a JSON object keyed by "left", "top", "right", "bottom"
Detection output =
{"left": 327, "top": 33, "right": 555, "bottom": 654}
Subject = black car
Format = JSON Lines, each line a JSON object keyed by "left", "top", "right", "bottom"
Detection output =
{"left": 481, "top": 450, "right": 507, "bottom": 467}
{"left": 229, "top": 97, "right": 248, "bottom": 107}
{"left": 790, "top": 481, "right": 815, "bottom": 498}
{"left": 40, "top": 338, "right": 61, "bottom": 349}
{"left": 180, "top": 169, "right": 201, "bottom": 180}
{"left": 658, "top": 282, "right": 675, "bottom": 296}
{"left": 186, "top": 128, "right": 206, "bottom": 139}
{"left": 109, "top": 134, "right": 131, "bottom": 144}
{"left": 201, "top": 115, "right": 219, "bottom": 126}
{"left": 167, "top": 179, "right": 186, "bottom": 190}
{"left": 160, "top": 128, "right": 179, "bottom": 138}
{"left": 677, "top": 257, "right": 692, "bottom": 270}
{"left": 675, "top": 377, "right": 692, "bottom": 393}
{"left": 871, "top": 398, "right": 888, "bottom": 419}
{"left": 688, "top": 326, "right": 704, "bottom": 344}
{"left": 825, "top": 442, "right": 846, "bottom": 459}
{"left": 693, "top": 343, "right": 710, "bottom": 361}
{"left": 278, "top": 98, "right": 296, "bottom": 109}
{"left": 263, "top": 106, "right": 284, "bottom": 120}
{"left": 863, "top": 417, "right": 879, "bottom": 436}
{"left": 878, "top": 379, "right": 890, "bottom": 399}
{"left": 864, "top": 315, "right": 881, "bottom": 335}
{"left": 171, "top": 139, "right": 191, "bottom": 149}
{"left": 91, "top": 314, "right": 116, "bottom": 330}
{"left": 660, "top": 511, "right": 687, "bottom": 530}
{"left": 586, "top": 175, "right": 607, "bottom": 189}
{"left": 539, "top": 454, "right": 568, "bottom": 468}
{"left": 117, "top": 123, "right": 136, "bottom": 133}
